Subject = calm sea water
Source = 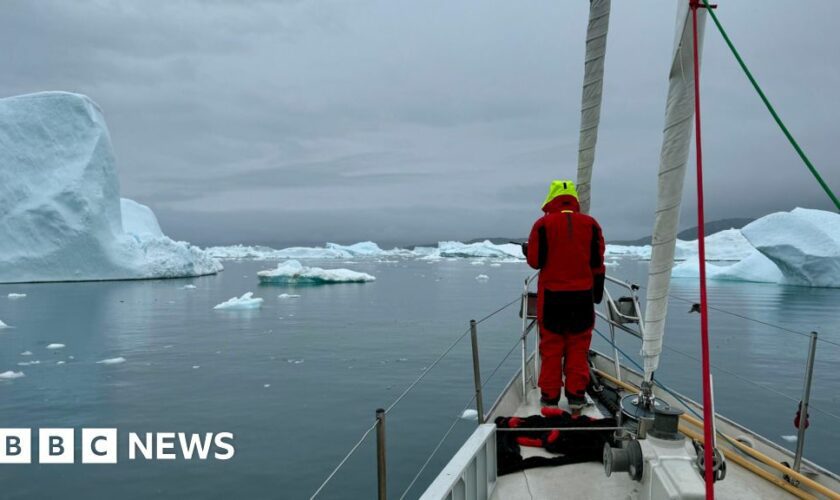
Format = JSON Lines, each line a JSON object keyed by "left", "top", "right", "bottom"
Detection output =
{"left": 0, "top": 258, "right": 838, "bottom": 499}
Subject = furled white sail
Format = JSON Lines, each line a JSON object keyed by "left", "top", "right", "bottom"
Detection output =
{"left": 575, "top": 0, "right": 611, "bottom": 215}
{"left": 642, "top": 3, "right": 706, "bottom": 381}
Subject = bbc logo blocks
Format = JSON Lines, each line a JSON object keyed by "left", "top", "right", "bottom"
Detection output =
{"left": 1, "top": 428, "right": 117, "bottom": 464}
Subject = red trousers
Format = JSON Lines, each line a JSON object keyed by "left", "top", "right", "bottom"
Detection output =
{"left": 538, "top": 327, "right": 593, "bottom": 400}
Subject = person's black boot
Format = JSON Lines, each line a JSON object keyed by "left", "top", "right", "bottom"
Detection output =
{"left": 540, "top": 393, "right": 559, "bottom": 407}
{"left": 566, "top": 394, "right": 586, "bottom": 411}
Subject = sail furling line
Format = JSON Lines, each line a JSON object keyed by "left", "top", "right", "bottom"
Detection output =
{"left": 575, "top": 0, "right": 611, "bottom": 215}
{"left": 642, "top": 2, "right": 706, "bottom": 382}
{"left": 690, "top": 1, "right": 717, "bottom": 496}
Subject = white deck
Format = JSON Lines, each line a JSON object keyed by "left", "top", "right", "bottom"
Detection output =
{"left": 490, "top": 387, "right": 796, "bottom": 500}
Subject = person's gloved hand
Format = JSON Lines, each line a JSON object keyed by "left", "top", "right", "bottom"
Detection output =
{"left": 520, "top": 242, "right": 528, "bottom": 256}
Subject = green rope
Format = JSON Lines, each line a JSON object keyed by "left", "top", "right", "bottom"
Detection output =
{"left": 701, "top": 0, "right": 840, "bottom": 211}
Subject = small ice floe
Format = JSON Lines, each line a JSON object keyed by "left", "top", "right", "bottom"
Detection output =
{"left": 470, "top": 260, "right": 485, "bottom": 266}
{"left": 68, "top": 355, "right": 75, "bottom": 360}
{"left": 96, "top": 357, "right": 126, "bottom": 365}
{"left": 460, "top": 409, "right": 479, "bottom": 420}
{"left": 213, "top": 292, "right": 263, "bottom": 310}
{"left": 257, "top": 260, "right": 375, "bottom": 284}
{"left": 286, "top": 358, "right": 304, "bottom": 364}
{"left": 781, "top": 435, "right": 798, "bottom": 443}
{"left": 0, "top": 319, "right": 11, "bottom": 329}
{"left": 192, "top": 365, "right": 200, "bottom": 369}
{"left": 17, "top": 360, "right": 40, "bottom": 366}
{"left": 0, "top": 371, "right": 25, "bottom": 380}
{"left": 181, "top": 284, "right": 197, "bottom": 289}
{"left": 7, "top": 293, "right": 26, "bottom": 299}
{"left": 56, "top": 361, "right": 65, "bottom": 365}
{"left": 397, "top": 358, "right": 408, "bottom": 362}
{"left": 263, "top": 384, "right": 271, "bottom": 388}
{"left": 277, "top": 293, "right": 301, "bottom": 299}
{"left": 489, "top": 263, "right": 502, "bottom": 267}
{"left": 46, "top": 343, "right": 65, "bottom": 350}
{"left": 20, "top": 351, "right": 32, "bottom": 356}
{"left": 475, "top": 274, "right": 490, "bottom": 281}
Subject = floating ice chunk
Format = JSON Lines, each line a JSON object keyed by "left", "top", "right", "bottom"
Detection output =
{"left": 742, "top": 208, "right": 840, "bottom": 287}
{"left": 214, "top": 292, "right": 264, "bottom": 310}
{"left": 192, "top": 365, "right": 200, "bottom": 369}
{"left": 0, "top": 319, "right": 11, "bottom": 329}
{"left": 489, "top": 263, "right": 502, "bottom": 268}
{"left": 181, "top": 284, "right": 197, "bottom": 289}
{"left": 781, "top": 435, "right": 798, "bottom": 443}
{"left": 471, "top": 260, "right": 485, "bottom": 266}
{"left": 286, "top": 358, "right": 304, "bottom": 364}
{"left": 0, "top": 371, "right": 24, "bottom": 379}
{"left": 56, "top": 361, "right": 65, "bottom": 365}
{"left": 7, "top": 293, "right": 26, "bottom": 299}
{"left": 460, "top": 409, "right": 479, "bottom": 420}
{"left": 475, "top": 274, "right": 490, "bottom": 281}
{"left": 18, "top": 360, "right": 40, "bottom": 366}
{"left": 277, "top": 293, "right": 301, "bottom": 299}
{"left": 97, "top": 357, "right": 126, "bottom": 365}
{"left": 46, "top": 343, "right": 65, "bottom": 349}
{"left": 257, "top": 260, "right": 375, "bottom": 284}
{"left": 20, "top": 351, "right": 32, "bottom": 356}
{"left": 264, "top": 384, "right": 271, "bottom": 388}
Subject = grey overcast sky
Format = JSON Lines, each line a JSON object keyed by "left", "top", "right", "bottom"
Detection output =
{"left": 2, "top": 1, "right": 838, "bottom": 247}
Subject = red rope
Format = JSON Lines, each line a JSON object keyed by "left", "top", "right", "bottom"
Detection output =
{"left": 690, "top": 1, "right": 716, "bottom": 497}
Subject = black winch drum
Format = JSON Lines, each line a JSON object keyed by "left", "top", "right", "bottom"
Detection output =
{"left": 620, "top": 394, "right": 671, "bottom": 435}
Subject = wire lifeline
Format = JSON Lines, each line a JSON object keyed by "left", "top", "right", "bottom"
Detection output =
{"left": 313, "top": 295, "right": 520, "bottom": 498}
{"left": 309, "top": 420, "right": 379, "bottom": 499}
{"left": 385, "top": 295, "right": 520, "bottom": 415}
{"left": 667, "top": 292, "right": 840, "bottom": 350}
{"left": 700, "top": 0, "right": 840, "bottom": 211}
{"left": 399, "top": 332, "right": 523, "bottom": 499}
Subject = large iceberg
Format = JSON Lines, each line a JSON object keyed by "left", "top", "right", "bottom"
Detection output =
{"left": 741, "top": 208, "right": 840, "bottom": 287}
{"left": 0, "top": 92, "right": 221, "bottom": 283}
{"left": 670, "top": 208, "right": 840, "bottom": 287}
{"left": 257, "top": 260, "right": 376, "bottom": 284}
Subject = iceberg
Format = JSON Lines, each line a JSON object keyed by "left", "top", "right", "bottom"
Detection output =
{"left": 7, "top": 293, "right": 26, "bottom": 299}
{"left": 434, "top": 240, "right": 522, "bottom": 259}
{"left": 97, "top": 357, "right": 126, "bottom": 365}
{"left": 0, "top": 92, "right": 222, "bottom": 283}
{"left": 671, "top": 252, "right": 783, "bottom": 284}
{"left": 258, "top": 260, "right": 376, "bottom": 284}
{"left": 205, "top": 241, "right": 411, "bottom": 261}
{"left": 608, "top": 229, "right": 754, "bottom": 262}
{"left": 742, "top": 208, "right": 840, "bottom": 288}
{"left": 0, "top": 371, "right": 25, "bottom": 380}
{"left": 46, "top": 343, "right": 65, "bottom": 349}
{"left": 214, "top": 292, "right": 264, "bottom": 310}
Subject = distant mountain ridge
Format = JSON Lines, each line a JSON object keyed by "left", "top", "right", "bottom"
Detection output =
{"left": 609, "top": 218, "right": 755, "bottom": 246}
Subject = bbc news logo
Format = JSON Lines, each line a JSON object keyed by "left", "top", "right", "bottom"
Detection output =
{"left": 0, "top": 429, "right": 235, "bottom": 464}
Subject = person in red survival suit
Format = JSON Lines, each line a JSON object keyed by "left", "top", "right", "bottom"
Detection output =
{"left": 523, "top": 180, "right": 605, "bottom": 410}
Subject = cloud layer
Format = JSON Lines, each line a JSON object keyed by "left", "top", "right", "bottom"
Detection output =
{"left": 2, "top": 0, "right": 838, "bottom": 246}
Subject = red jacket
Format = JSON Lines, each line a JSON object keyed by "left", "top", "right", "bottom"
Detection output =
{"left": 526, "top": 195, "right": 606, "bottom": 331}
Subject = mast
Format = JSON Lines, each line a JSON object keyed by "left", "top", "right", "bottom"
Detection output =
{"left": 642, "top": 2, "right": 706, "bottom": 382}
{"left": 575, "top": 0, "right": 611, "bottom": 214}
